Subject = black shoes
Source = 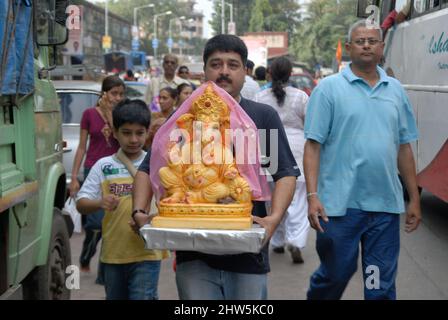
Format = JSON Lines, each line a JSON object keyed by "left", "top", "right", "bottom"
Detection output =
{"left": 272, "top": 246, "right": 285, "bottom": 254}
{"left": 273, "top": 245, "right": 305, "bottom": 263}
{"left": 288, "top": 245, "right": 304, "bottom": 264}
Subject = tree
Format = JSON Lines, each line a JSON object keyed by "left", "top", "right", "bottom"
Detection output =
{"left": 103, "top": 0, "right": 196, "bottom": 57}
{"left": 248, "top": 0, "right": 271, "bottom": 32}
{"left": 210, "top": 0, "right": 255, "bottom": 36}
{"left": 291, "top": 0, "right": 358, "bottom": 67}
{"left": 267, "top": 0, "right": 301, "bottom": 37}
{"left": 210, "top": 0, "right": 300, "bottom": 37}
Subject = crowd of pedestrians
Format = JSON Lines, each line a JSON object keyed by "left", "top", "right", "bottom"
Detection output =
{"left": 69, "top": 19, "right": 421, "bottom": 300}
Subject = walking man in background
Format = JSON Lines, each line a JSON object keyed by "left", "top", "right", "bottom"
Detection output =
{"left": 144, "top": 54, "right": 188, "bottom": 107}
{"left": 304, "top": 20, "right": 421, "bottom": 300}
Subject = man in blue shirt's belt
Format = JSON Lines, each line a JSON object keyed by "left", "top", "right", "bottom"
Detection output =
{"left": 304, "top": 19, "right": 421, "bottom": 300}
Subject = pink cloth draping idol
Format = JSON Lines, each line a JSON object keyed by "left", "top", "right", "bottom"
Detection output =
{"left": 149, "top": 81, "right": 271, "bottom": 203}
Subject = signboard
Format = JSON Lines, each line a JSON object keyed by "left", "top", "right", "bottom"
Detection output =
{"left": 242, "top": 32, "right": 288, "bottom": 60}
{"left": 167, "top": 38, "right": 173, "bottom": 49}
{"left": 63, "top": 5, "right": 83, "bottom": 55}
{"left": 132, "top": 25, "right": 139, "bottom": 39}
{"left": 240, "top": 37, "right": 268, "bottom": 68}
{"left": 228, "top": 22, "right": 236, "bottom": 35}
{"left": 132, "top": 39, "right": 139, "bottom": 51}
{"left": 152, "top": 38, "right": 159, "bottom": 49}
{"left": 102, "top": 35, "right": 112, "bottom": 50}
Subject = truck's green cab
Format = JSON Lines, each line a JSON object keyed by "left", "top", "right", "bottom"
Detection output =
{"left": 0, "top": 0, "right": 71, "bottom": 299}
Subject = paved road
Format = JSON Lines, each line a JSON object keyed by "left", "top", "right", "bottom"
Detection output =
{"left": 70, "top": 192, "right": 448, "bottom": 300}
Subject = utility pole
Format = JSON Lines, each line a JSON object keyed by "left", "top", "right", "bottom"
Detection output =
{"left": 221, "top": 0, "right": 225, "bottom": 34}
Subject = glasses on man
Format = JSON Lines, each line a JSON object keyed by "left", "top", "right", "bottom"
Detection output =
{"left": 351, "top": 38, "right": 381, "bottom": 46}
{"left": 164, "top": 60, "right": 177, "bottom": 65}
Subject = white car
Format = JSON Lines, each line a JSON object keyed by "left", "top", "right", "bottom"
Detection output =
{"left": 54, "top": 80, "right": 144, "bottom": 186}
{"left": 54, "top": 80, "right": 102, "bottom": 186}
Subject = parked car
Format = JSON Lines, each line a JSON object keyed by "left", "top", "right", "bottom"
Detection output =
{"left": 124, "top": 81, "right": 147, "bottom": 99}
{"left": 289, "top": 73, "right": 317, "bottom": 96}
{"left": 54, "top": 80, "right": 143, "bottom": 186}
{"left": 54, "top": 80, "right": 102, "bottom": 186}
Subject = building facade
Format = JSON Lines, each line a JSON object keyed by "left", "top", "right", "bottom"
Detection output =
{"left": 64, "top": 0, "right": 132, "bottom": 68}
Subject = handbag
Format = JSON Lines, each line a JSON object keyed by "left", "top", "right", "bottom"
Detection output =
{"left": 63, "top": 197, "right": 82, "bottom": 233}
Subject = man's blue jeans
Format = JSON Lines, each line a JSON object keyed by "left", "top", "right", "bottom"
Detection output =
{"left": 307, "top": 208, "right": 400, "bottom": 300}
{"left": 103, "top": 261, "right": 161, "bottom": 300}
{"left": 176, "top": 260, "right": 267, "bottom": 300}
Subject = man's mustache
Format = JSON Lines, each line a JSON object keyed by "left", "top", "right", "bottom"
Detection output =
{"left": 216, "top": 75, "right": 232, "bottom": 83}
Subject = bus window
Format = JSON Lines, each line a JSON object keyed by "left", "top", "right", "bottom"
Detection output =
{"left": 411, "top": 0, "right": 441, "bottom": 16}
{"left": 394, "top": 0, "right": 411, "bottom": 22}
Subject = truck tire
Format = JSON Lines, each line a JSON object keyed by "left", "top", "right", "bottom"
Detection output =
{"left": 22, "top": 208, "right": 72, "bottom": 300}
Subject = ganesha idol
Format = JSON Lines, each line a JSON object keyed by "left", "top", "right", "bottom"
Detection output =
{"left": 149, "top": 82, "right": 270, "bottom": 230}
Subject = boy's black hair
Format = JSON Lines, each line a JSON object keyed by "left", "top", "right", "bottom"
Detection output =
{"left": 203, "top": 34, "right": 248, "bottom": 66}
{"left": 246, "top": 60, "right": 255, "bottom": 70}
{"left": 254, "top": 66, "right": 266, "bottom": 80}
{"left": 112, "top": 99, "right": 151, "bottom": 129}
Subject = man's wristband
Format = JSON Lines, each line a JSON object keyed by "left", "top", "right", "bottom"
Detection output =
{"left": 306, "top": 192, "right": 318, "bottom": 198}
{"left": 132, "top": 209, "right": 147, "bottom": 218}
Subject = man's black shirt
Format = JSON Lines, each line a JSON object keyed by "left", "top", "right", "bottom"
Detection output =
{"left": 138, "top": 97, "right": 300, "bottom": 274}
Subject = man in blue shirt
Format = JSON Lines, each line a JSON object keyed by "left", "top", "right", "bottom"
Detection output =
{"left": 304, "top": 20, "right": 421, "bottom": 300}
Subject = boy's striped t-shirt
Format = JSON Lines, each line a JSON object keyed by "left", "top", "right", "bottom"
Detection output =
{"left": 77, "top": 151, "right": 169, "bottom": 264}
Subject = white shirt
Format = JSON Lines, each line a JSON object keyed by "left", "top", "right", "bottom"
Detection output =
{"left": 144, "top": 75, "right": 188, "bottom": 105}
{"left": 254, "top": 87, "right": 309, "bottom": 179}
{"left": 240, "top": 75, "right": 260, "bottom": 101}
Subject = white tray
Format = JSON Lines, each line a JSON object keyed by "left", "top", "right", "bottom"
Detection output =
{"left": 139, "top": 224, "right": 266, "bottom": 255}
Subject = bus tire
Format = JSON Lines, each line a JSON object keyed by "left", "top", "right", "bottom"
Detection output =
{"left": 22, "top": 208, "right": 72, "bottom": 300}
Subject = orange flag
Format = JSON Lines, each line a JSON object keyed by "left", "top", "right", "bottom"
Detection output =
{"left": 336, "top": 39, "right": 342, "bottom": 66}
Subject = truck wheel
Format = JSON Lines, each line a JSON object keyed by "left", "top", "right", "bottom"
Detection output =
{"left": 22, "top": 208, "right": 72, "bottom": 300}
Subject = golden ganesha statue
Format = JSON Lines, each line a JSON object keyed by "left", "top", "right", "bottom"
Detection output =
{"left": 151, "top": 85, "right": 254, "bottom": 230}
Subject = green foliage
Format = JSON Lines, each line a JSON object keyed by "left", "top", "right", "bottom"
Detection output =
{"left": 103, "top": 0, "right": 196, "bottom": 56}
{"left": 291, "top": 0, "right": 358, "bottom": 67}
{"left": 210, "top": 0, "right": 300, "bottom": 37}
{"left": 248, "top": 0, "right": 271, "bottom": 32}
{"left": 210, "top": 0, "right": 255, "bottom": 36}
{"left": 266, "top": 0, "right": 301, "bottom": 35}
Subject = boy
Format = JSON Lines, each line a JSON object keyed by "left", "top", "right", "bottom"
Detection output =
{"left": 76, "top": 99, "right": 169, "bottom": 300}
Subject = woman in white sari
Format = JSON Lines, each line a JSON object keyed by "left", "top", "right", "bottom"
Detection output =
{"left": 255, "top": 57, "right": 310, "bottom": 263}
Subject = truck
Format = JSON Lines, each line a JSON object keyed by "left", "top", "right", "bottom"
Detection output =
{"left": 356, "top": 0, "right": 448, "bottom": 202}
{"left": 103, "top": 51, "right": 133, "bottom": 74}
{"left": 1, "top": 0, "right": 72, "bottom": 299}
{"left": 131, "top": 51, "right": 149, "bottom": 73}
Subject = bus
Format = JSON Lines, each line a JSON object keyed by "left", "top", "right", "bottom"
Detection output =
{"left": 358, "top": 0, "right": 448, "bottom": 202}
